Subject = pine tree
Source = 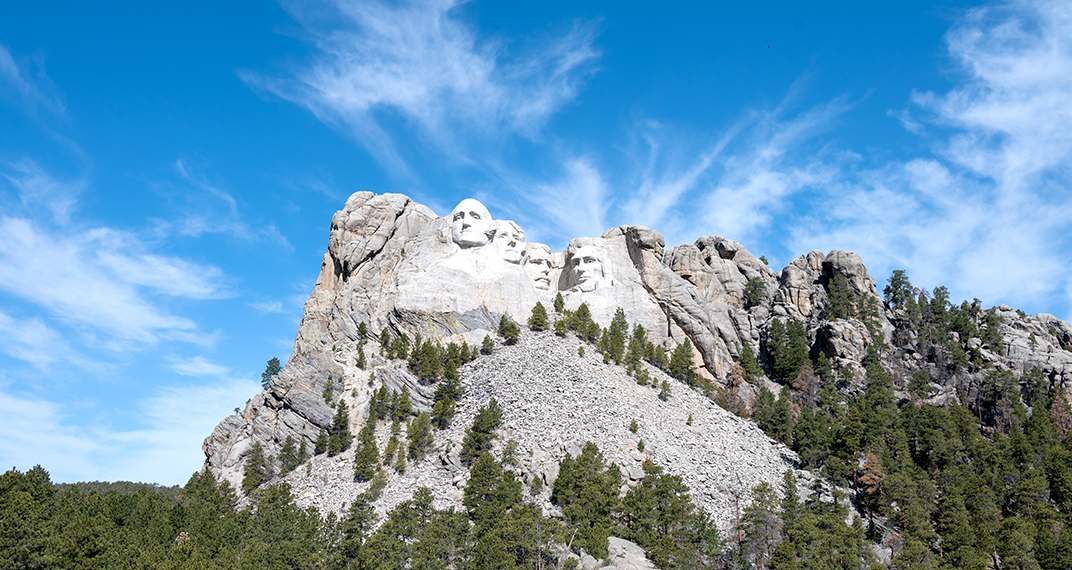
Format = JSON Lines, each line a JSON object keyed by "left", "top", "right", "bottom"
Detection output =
{"left": 780, "top": 470, "right": 802, "bottom": 527}
{"left": 669, "top": 341, "right": 698, "bottom": 386}
{"left": 242, "top": 441, "right": 272, "bottom": 493}
{"left": 659, "top": 380, "right": 671, "bottom": 400}
{"left": 553, "top": 292, "right": 565, "bottom": 312}
{"left": 570, "top": 303, "right": 592, "bottom": 332}
{"left": 754, "top": 386, "right": 777, "bottom": 432}
{"left": 498, "top": 314, "right": 520, "bottom": 345}
{"left": 769, "top": 386, "right": 793, "bottom": 443}
{"left": 356, "top": 344, "right": 367, "bottom": 369}
{"left": 606, "top": 307, "right": 629, "bottom": 362}
{"left": 338, "top": 492, "right": 377, "bottom": 565}
{"left": 739, "top": 482, "right": 782, "bottom": 569}
{"left": 528, "top": 302, "right": 549, "bottom": 331}
{"left": 431, "top": 397, "right": 455, "bottom": 429}
{"left": 463, "top": 452, "right": 510, "bottom": 527}
{"left": 367, "top": 468, "right": 388, "bottom": 500}
{"left": 481, "top": 334, "right": 494, "bottom": 354}
{"left": 353, "top": 424, "right": 379, "bottom": 482}
{"left": 383, "top": 434, "right": 399, "bottom": 464}
{"left": 329, "top": 401, "right": 354, "bottom": 456}
{"left": 825, "top": 274, "right": 856, "bottom": 320}
{"left": 626, "top": 324, "right": 646, "bottom": 366}
{"left": 744, "top": 277, "right": 767, "bottom": 308}
{"left": 884, "top": 269, "right": 914, "bottom": 309}
{"left": 315, "top": 427, "right": 329, "bottom": 455}
{"left": 278, "top": 436, "right": 300, "bottom": 475}
{"left": 814, "top": 350, "right": 832, "bottom": 381}
{"left": 261, "top": 357, "right": 282, "bottom": 390}
{"left": 0, "top": 467, "right": 52, "bottom": 569}
{"left": 740, "top": 342, "right": 761, "bottom": 383}
{"left": 767, "top": 318, "right": 809, "bottom": 381}
{"left": 551, "top": 442, "right": 623, "bottom": 558}
{"left": 462, "top": 398, "right": 504, "bottom": 464}
{"left": 413, "top": 340, "right": 440, "bottom": 381}
{"left": 394, "top": 387, "right": 412, "bottom": 420}
{"left": 407, "top": 412, "right": 434, "bottom": 460}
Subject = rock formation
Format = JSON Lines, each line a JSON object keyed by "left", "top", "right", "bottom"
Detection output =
{"left": 204, "top": 191, "right": 1072, "bottom": 540}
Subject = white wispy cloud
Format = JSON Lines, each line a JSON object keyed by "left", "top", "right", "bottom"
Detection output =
{"left": 525, "top": 158, "right": 608, "bottom": 239}
{"left": 518, "top": 0, "right": 1072, "bottom": 316}
{"left": 249, "top": 298, "right": 285, "bottom": 313}
{"left": 167, "top": 355, "right": 232, "bottom": 377}
{"left": 0, "top": 309, "right": 74, "bottom": 368}
{"left": 917, "top": 0, "right": 1072, "bottom": 187}
{"left": 0, "top": 218, "right": 200, "bottom": 342}
{"left": 548, "top": 89, "right": 852, "bottom": 250}
{"left": 0, "top": 43, "right": 64, "bottom": 115}
{"left": 245, "top": 0, "right": 599, "bottom": 174}
{"left": 0, "top": 390, "right": 105, "bottom": 481}
{"left": 793, "top": 0, "right": 1072, "bottom": 313}
{"left": 2, "top": 158, "right": 84, "bottom": 224}
{"left": 0, "top": 158, "right": 236, "bottom": 348}
{"left": 169, "top": 160, "right": 293, "bottom": 250}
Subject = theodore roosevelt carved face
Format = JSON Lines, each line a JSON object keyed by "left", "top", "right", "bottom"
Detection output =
{"left": 450, "top": 198, "right": 493, "bottom": 248}
{"left": 571, "top": 244, "right": 607, "bottom": 292}
{"left": 494, "top": 220, "right": 526, "bottom": 264}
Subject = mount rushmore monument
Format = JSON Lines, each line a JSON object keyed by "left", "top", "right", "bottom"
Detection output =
{"left": 204, "top": 191, "right": 1072, "bottom": 530}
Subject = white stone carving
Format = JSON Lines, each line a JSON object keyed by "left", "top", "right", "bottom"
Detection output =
{"left": 525, "top": 243, "right": 554, "bottom": 290}
{"left": 494, "top": 220, "right": 526, "bottom": 264}
{"left": 569, "top": 243, "right": 609, "bottom": 292}
{"left": 450, "top": 198, "right": 494, "bottom": 248}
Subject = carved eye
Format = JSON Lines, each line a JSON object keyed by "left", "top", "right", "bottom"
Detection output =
{"left": 453, "top": 213, "right": 463, "bottom": 221}
{"left": 471, "top": 212, "right": 481, "bottom": 219}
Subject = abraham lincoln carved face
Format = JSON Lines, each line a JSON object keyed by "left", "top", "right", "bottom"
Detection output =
{"left": 571, "top": 244, "right": 607, "bottom": 292}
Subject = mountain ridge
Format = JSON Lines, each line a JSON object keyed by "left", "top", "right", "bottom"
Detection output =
{"left": 203, "top": 190, "right": 1072, "bottom": 534}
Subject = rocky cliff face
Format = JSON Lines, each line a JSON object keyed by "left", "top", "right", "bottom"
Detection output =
{"left": 203, "top": 191, "right": 1072, "bottom": 530}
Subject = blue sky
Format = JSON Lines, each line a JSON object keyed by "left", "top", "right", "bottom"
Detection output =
{"left": 2, "top": 0, "right": 1071, "bottom": 485}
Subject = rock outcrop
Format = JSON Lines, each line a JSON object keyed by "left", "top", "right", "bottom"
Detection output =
{"left": 204, "top": 190, "right": 1072, "bottom": 546}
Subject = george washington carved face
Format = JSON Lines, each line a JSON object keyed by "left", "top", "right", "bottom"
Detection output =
{"left": 450, "top": 198, "right": 493, "bottom": 248}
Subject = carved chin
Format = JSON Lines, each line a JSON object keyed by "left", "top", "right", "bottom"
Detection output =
{"left": 577, "top": 280, "right": 598, "bottom": 292}
{"left": 502, "top": 251, "right": 523, "bottom": 264}
{"left": 454, "top": 231, "right": 490, "bottom": 248}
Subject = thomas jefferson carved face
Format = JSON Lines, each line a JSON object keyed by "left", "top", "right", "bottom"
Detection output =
{"left": 450, "top": 199, "right": 493, "bottom": 248}
{"left": 494, "top": 220, "right": 526, "bottom": 264}
{"left": 571, "top": 244, "right": 607, "bottom": 292}
{"left": 525, "top": 244, "right": 553, "bottom": 290}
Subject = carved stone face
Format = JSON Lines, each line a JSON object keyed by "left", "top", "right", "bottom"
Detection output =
{"left": 494, "top": 220, "right": 526, "bottom": 264}
{"left": 450, "top": 198, "right": 493, "bottom": 248}
{"left": 572, "top": 244, "right": 606, "bottom": 292}
{"left": 525, "top": 245, "right": 553, "bottom": 290}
